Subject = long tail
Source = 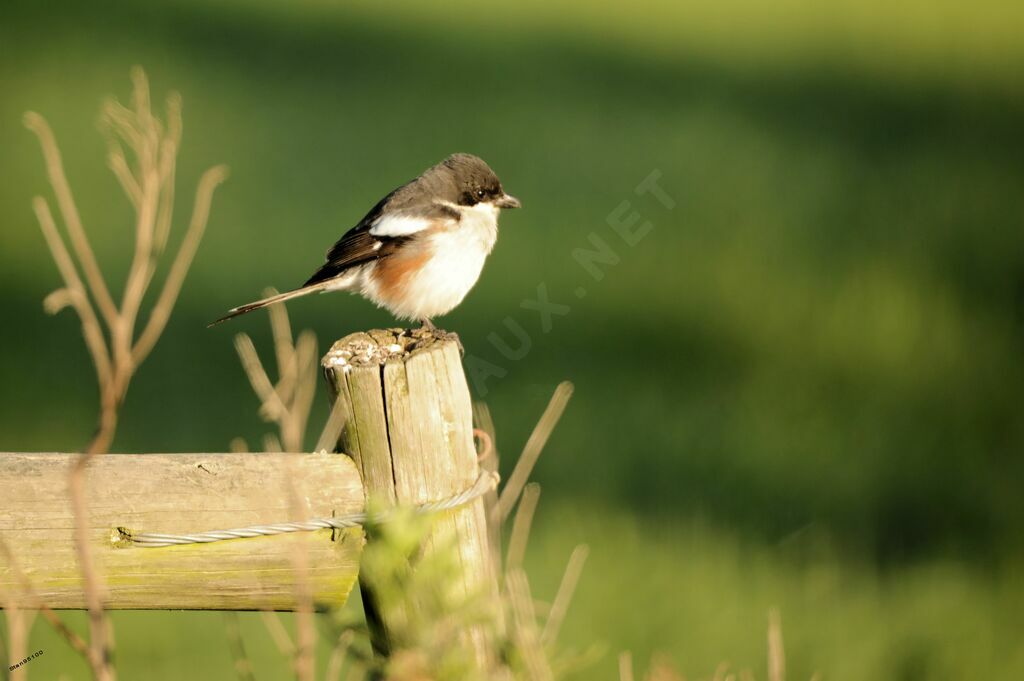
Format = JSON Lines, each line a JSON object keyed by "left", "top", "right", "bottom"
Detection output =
{"left": 207, "top": 283, "right": 328, "bottom": 327}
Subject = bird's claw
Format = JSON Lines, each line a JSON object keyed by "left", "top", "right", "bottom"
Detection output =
{"left": 415, "top": 321, "right": 463, "bottom": 356}
{"left": 440, "top": 330, "right": 465, "bottom": 356}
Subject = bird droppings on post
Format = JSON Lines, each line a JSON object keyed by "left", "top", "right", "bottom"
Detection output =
{"left": 322, "top": 327, "right": 451, "bottom": 373}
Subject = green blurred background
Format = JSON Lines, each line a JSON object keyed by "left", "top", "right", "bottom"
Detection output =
{"left": 3, "top": 0, "right": 1024, "bottom": 678}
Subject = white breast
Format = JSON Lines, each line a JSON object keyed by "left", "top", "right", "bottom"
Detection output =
{"left": 368, "top": 202, "right": 499, "bottom": 320}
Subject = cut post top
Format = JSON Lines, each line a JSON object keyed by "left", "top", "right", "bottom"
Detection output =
{"left": 321, "top": 327, "right": 456, "bottom": 373}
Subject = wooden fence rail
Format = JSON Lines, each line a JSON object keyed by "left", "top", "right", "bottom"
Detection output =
{"left": 0, "top": 453, "right": 364, "bottom": 610}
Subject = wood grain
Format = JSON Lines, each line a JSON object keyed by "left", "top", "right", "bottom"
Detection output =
{"left": 322, "top": 328, "right": 498, "bottom": 664}
{"left": 0, "top": 452, "right": 364, "bottom": 610}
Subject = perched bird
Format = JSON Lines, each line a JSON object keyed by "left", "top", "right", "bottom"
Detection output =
{"left": 211, "top": 153, "right": 520, "bottom": 330}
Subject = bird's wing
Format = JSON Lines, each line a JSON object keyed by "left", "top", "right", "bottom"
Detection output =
{"left": 302, "top": 188, "right": 458, "bottom": 288}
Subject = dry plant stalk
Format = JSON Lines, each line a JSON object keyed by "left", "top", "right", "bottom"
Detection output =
{"left": 1, "top": 535, "right": 92, "bottom": 663}
{"left": 223, "top": 613, "right": 256, "bottom": 681}
{"left": 506, "top": 483, "right": 541, "bottom": 570}
{"left": 286, "top": 469, "right": 316, "bottom": 681}
{"left": 25, "top": 67, "right": 227, "bottom": 681}
{"left": 232, "top": 300, "right": 351, "bottom": 681}
{"left": 767, "top": 609, "right": 784, "bottom": 681}
{"left": 541, "top": 544, "right": 588, "bottom": 646}
{"left": 620, "top": 652, "right": 636, "bottom": 681}
{"left": 325, "top": 630, "right": 357, "bottom": 681}
{"left": 260, "top": 610, "right": 297, "bottom": 658}
{"left": 27, "top": 67, "right": 227, "bottom": 455}
{"left": 3, "top": 595, "right": 37, "bottom": 681}
{"left": 234, "top": 291, "right": 320, "bottom": 454}
{"left": 495, "top": 381, "right": 575, "bottom": 523}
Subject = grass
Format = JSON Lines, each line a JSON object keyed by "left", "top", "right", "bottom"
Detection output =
{"left": 11, "top": 509, "right": 1024, "bottom": 679}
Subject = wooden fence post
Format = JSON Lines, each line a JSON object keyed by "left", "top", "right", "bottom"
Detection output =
{"left": 322, "top": 328, "right": 497, "bottom": 664}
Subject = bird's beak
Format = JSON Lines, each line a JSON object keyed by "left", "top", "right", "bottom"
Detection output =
{"left": 495, "top": 193, "right": 522, "bottom": 209}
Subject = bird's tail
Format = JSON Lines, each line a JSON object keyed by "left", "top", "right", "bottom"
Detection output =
{"left": 208, "top": 283, "right": 328, "bottom": 327}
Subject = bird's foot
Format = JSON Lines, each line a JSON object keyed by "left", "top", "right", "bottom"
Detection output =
{"left": 416, "top": 319, "right": 463, "bottom": 356}
{"left": 440, "top": 330, "right": 464, "bottom": 356}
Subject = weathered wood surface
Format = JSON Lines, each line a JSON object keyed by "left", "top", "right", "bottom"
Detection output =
{"left": 0, "top": 452, "right": 364, "bottom": 610}
{"left": 322, "top": 328, "right": 497, "bottom": 662}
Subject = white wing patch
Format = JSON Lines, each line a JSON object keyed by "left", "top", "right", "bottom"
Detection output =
{"left": 369, "top": 214, "right": 434, "bottom": 238}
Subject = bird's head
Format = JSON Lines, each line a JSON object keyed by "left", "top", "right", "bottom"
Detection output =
{"left": 441, "top": 153, "right": 521, "bottom": 211}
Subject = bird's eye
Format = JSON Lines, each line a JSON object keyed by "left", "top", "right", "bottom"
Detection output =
{"left": 475, "top": 189, "right": 486, "bottom": 199}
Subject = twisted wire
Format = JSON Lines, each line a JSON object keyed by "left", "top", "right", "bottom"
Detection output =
{"left": 122, "top": 470, "right": 499, "bottom": 548}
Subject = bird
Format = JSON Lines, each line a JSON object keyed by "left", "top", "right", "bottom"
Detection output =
{"left": 210, "top": 153, "right": 520, "bottom": 334}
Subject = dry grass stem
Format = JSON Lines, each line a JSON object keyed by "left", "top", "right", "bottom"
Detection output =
{"left": 284, "top": 463, "right": 315, "bottom": 681}
{"left": 67, "top": 460, "right": 115, "bottom": 681}
{"left": 131, "top": 165, "right": 227, "bottom": 365}
{"left": 473, "top": 401, "right": 503, "bottom": 573}
{"left": 235, "top": 334, "right": 291, "bottom": 420}
{"left": 646, "top": 657, "right": 686, "bottom": 681}
{"left": 314, "top": 397, "right": 350, "bottom": 454}
{"left": 268, "top": 299, "right": 298, "bottom": 397}
{"left": 711, "top": 662, "right": 733, "bottom": 681}
{"left": 619, "top": 652, "right": 636, "bottom": 681}
{"left": 23, "top": 112, "right": 118, "bottom": 328}
{"left": 263, "top": 433, "right": 284, "bottom": 453}
{"left": 0, "top": 535, "right": 93, "bottom": 663}
{"left": 4, "top": 599, "right": 36, "bottom": 681}
{"left": 506, "top": 483, "right": 541, "bottom": 570}
{"left": 223, "top": 613, "right": 256, "bottom": 681}
{"left": 234, "top": 292, "right": 321, "bottom": 453}
{"left": 496, "top": 381, "right": 574, "bottom": 522}
{"left": 768, "top": 609, "right": 784, "bottom": 681}
{"left": 541, "top": 544, "right": 588, "bottom": 646}
{"left": 26, "top": 67, "right": 226, "bottom": 681}
{"left": 34, "top": 198, "right": 112, "bottom": 385}
{"left": 326, "top": 630, "right": 357, "bottom": 681}
{"left": 260, "top": 611, "right": 296, "bottom": 657}
{"left": 506, "top": 569, "right": 553, "bottom": 681}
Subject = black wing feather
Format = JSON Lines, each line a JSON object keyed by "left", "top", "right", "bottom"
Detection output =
{"left": 302, "top": 190, "right": 402, "bottom": 287}
{"left": 303, "top": 180, "right": 460, "bottom": 288}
